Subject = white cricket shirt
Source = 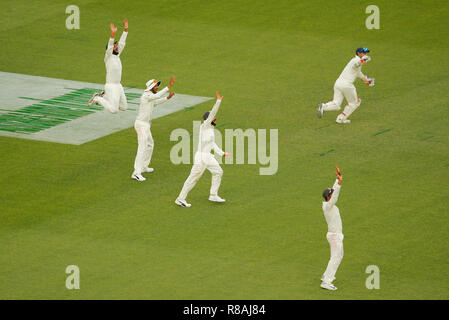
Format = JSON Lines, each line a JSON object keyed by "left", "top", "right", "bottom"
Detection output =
{"left": 104, "top": 32, "right": 128, "bottom": 84}
{"left": 322, "top": 179, "right": 343, "bottom": 234}
{"left": 135, "top": 87, "right": 169, "bottom": 123}
{"left": 336, "top": 55, "right": 365, "bottom": 85}
{"left": 197, "top": 99, "right": 224, "bottom": 157}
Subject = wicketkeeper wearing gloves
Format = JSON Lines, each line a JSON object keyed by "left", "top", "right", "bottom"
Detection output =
{"left": 317, "top": 47, "right": 375, "bottom": 124}
{"left": 131, "top": 76, "right": 175, "bottom": 182}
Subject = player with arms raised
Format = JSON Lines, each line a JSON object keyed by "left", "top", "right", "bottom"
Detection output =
{"left": 131, "top": 76, "right": 176, "bottom": 181}
{"left": 320, "top": 165, "right": 344, "bottom": 291}
{"left": 88, "top": 20, "right": 129, "bottom": 113}
{"left": 175, "top": 91, "right": 231, "bottom": 207}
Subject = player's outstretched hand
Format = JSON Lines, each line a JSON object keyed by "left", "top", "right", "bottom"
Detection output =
{"left": 124, "top": 19, "right": 128, "bottom": 32}
{"left": 335, "top": 165, "right": 341, "bottom": 175}
{"left": 223, "top": 152, "right": 231, "bottom": 157}
{"left": 110, "top": 23, "right": 117, "bottom": 36}
{"left": 168, "top": 76, "right": 175, "bottom": 88}
{"left": 168, "top": 92, "right": 175, "bottom": 99}
{"left": 216, "top": 91, "right": 224, "bottom": 100}
{"left": 335, "top": 165, "right": 342, "bottom": 185}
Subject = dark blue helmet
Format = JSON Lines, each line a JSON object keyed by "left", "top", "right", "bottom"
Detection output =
{"left": 322, "top": 188, "right": 334, "bottom": 201}
{"left": 356, "top": 47, "right": 370, "bottom": 55}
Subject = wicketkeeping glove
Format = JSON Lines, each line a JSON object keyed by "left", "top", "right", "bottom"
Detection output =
{"left": 363, "top": 76, "right": 375, "bottom": 87}
{"left": 361, "top": 55, "right": 371, "bottom": 64}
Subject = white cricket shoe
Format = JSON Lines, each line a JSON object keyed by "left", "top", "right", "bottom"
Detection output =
{"left": 320, "top": 282, "right": 338, "bottom": 291}
{"left": 209, "top": 195, "right": 226, "bottom": 203}
{"left": 336, "top": 118, "right": 351, "bottom": 124}
{"left": 317, "top": 103, "right": 324, "bottom": 118}
{"left": 131, "top": 173, "right": 146, "bottom": 181}
{"left": 88, "top": 92, "right": 100, "bottom": 107}
{"left": 143, "top": 167, "right": 154, "bottom": 173}
{"left": 175, "top": 198, "right": 191, "bottom": 207}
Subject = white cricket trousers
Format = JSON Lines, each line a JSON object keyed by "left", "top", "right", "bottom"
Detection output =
{"left": 178, "top": 152, "right": 223, "bottom": 200}
{"left": 94, "top": 83, "right": 128, "bottom": 113}
{"left": 322, "top": 232, "right": 344, "bottom": 283}
{"left": 323, "top": 80, "right": 361, "bottom": 121}
{"left": 133, "top": 120, "right": 154, "bottom": 175}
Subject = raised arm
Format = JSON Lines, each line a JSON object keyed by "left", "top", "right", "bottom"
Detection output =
{"left": 117, "top": 19, "right": 128, "bottom": 54}
{"left": 144, "top": 87, "right": 169, "bottom": 101}
{"left": 326, "top": 179, "right": 341, "bottom": 208}
{"left": 155, "top": 92, "right": 175, "bottom": 105}
{"left": 204, "top": 91, "right": 223, "bottom": 126}
{"left": 324, "top": 165, "right": 343, "bottom": 209}
{"left": 105, "top": 23, "right": 117, "bottom": 59}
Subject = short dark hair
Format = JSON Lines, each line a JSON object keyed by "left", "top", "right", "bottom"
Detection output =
{"left": 203, "top": 111, "right": 210, "bottom": 121}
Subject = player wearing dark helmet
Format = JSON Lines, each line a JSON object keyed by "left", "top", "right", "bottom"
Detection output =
{"left": 320, "top": 165, "right": 344, "bottom": 291}
{"left": 317, "top": 47, "right": 375, "bottom": 124}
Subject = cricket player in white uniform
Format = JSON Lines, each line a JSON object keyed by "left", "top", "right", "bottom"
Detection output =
{"left": 131, "top": 76, "right": 175, "bottom": 181}
{"left": 88, "top": 20, "right": 129, "bottom": 113}
{"left": 175, "top": 91, "right": 230, "bottom": 207}
{"left": 317, "top": 47, "right": 375, "bottom": 123}
{"left": 320, "top": 165, "right": 344, "bottom": 291}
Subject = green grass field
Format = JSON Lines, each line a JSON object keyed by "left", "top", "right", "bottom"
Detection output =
{"left": 1, "top": 0, "right": 448, "bottom": 299}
